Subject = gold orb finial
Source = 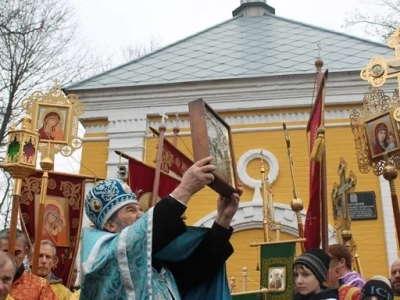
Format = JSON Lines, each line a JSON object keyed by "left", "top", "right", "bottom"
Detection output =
{"left": 317, "top": 126, "right": 325, "bottom": 135}
{"left": 315, "top": 58, "right": 324, "bottom": 69}
{"left": 40, "top": 156, "right": 54, "bottom": 171}
{"left": 341, "top": 229, "right": 352, "bottom": 242}
{"left": 383, "top": 164, "right": 398, "bottom": 180}
{"left": 291, "top": 198, "right": 304, "bottom": 212}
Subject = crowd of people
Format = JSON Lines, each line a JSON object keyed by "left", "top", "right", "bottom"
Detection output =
{"left": 0, "top": 229, "right": 79, "bottom": 300}
{"left": 293, "top": 245, "right": 398, "bottom": 300}
{"left": 0, "top": 156, "right": 399, "bottom": 299}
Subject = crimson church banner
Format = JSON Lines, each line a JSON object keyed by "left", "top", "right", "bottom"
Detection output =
{"left": 126, "top": 153, "right": 181, "bottom": 211}
{"left": 304, "top": 70, "right": 328, "bottom": 250}
{"left": 20, "top": 171, "right": 86, "bottom": 287}
{"left": 160, "top": 137, "right": 193, "bottom": 177}
{"left": 149, "top": 127, "right": 193, "bottom": 178}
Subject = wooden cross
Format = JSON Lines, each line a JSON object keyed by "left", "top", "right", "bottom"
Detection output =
{"left": 159, "top": 111, "right": 168, "bottom": 123}
{"left": 361, "top": 26, "right": 400, "bottom": 91}
{"left": 331, "top": 157, "right": 357, "bottom": 232}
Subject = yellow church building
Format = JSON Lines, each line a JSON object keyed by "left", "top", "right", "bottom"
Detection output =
{"left": 65, "top": 0, "right": 398, "bottom": 290}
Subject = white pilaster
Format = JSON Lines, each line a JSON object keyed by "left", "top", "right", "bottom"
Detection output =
{"left": 379, "top": 175, "right": 398, "bottom": 274}
{"left": 105, "top": 110, "right": 148, "bottom": 179}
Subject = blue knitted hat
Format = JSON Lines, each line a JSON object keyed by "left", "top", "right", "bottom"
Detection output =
{"left": 84, "top": 179, "right": 138, "bottom": 229}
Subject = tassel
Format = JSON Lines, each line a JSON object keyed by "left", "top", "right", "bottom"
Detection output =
{"left": 310, "top": 126, "right": 325, "bottom": 162}
{"left": 256, "top": 245, "right": 260, "bottom": 271}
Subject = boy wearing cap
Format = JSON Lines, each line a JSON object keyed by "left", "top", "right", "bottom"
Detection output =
{"left": 80, "top": 157, "right": 240, "bottom": 299}
{"left": 293, "top": 248, "right": 339, "bottom": 300}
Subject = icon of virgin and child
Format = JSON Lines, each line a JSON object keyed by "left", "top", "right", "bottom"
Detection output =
{"left": 372, "top": 122, "right": 398, "bottom": 156}
{"left": 38, "top": 109, "right": 65, "bottom": 142}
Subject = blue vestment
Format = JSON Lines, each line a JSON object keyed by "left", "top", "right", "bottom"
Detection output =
{"left": 80, "top": 207, "right": 231, "bottom": 299}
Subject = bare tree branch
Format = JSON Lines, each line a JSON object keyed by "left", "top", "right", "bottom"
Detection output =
{"left": 93, "top": 36, "right": 163, "bottom": 73}
{"left": 120, "top": 36, "right": 162, "bottom": 63}
{"left": 0, "top": 0, "right": 99, "bottom": 221}
{"left": 0, "top": 0, "right": 163, "bottom": 223}
{"left": 0, "top": 0, "right": 44, "bottom": 36}
{"left": 0, "top": 167, "right": 12, "bottom": 228}
{"left": 343, "top": 0, "right": 400, "bottom": 41}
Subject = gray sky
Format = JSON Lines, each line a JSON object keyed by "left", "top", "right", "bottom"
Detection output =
{"left": 56, "top": 0, "right": 378, "bottom": 174}
{"left": 69, "top": 0, "right": 377, "bottom": 57}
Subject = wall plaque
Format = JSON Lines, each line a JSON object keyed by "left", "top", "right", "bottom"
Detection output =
{"left": 334, "top": 191, "right": 378, "bottom": 220}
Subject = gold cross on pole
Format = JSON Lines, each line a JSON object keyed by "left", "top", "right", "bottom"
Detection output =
{"left": 361, "top": 26, "right": 400, "bottom": 91}
{"left": 331, "top": 157, "right": 357, "bottom": 245}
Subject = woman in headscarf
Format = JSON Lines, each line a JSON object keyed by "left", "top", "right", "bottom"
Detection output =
{"left": 373, "top": 122, "right": 389, "bottom": 155}
{"left": 293, "top": 248, "right": 339, "bottom": 300}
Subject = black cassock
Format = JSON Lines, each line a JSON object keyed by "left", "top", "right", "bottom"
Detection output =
{"left": 152, "top": 196, "right": 234, "bottom": 295}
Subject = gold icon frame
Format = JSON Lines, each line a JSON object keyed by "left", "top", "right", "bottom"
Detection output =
{"left": 22, "top": 82, "right": 86, "bottom": 157}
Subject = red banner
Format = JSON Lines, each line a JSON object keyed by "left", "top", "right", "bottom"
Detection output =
{"left": 161, "top": 138, "right": 193, "bottom": 177}
{"left": 20, "top": 171, "right": 85, "bottom": 287}
{"left": 304, "top": 70, "right": 328, "bottom": 250}
{"left": 128, "top": 156, "right": 180, "bottom": 210}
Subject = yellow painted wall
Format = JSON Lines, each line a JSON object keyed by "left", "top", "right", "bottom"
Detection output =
{"left": 145, "top": 106, "right": 390, "bottom": 285}
{"left": 80, "top": 107, "right": 393, "bottom": 290}
{"left": 80, "top": 119, "right": 109, "bottom": 179}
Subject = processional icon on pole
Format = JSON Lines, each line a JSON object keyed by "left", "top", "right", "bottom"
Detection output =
{"left": 1, "top": 79, "right": 88, "bottom": 287}
{"left": 351, "top": 25, "right": 400, "bottom": 250}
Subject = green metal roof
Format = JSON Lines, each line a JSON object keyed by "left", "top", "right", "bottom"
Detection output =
{"left": 66, "top": 14, "right": 393, "bottom": 91}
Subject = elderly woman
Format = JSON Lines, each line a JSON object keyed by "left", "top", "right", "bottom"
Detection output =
{"left": 293, "top": 248, "right": 339, "bottom": 300}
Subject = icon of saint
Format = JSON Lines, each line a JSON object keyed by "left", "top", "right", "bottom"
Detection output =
{"left": 372, "top": 122, "right": 388, "bottom": 155}
{"left": 39, "top": 111, "right": 64, "bottom": 141}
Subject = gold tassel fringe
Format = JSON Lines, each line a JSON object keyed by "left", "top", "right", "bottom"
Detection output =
{"left": 310, "top": 126, "right": 325, "bottom": 162}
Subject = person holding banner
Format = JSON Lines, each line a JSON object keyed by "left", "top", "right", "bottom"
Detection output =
{"left": 80, "top": 156, "right": 240, "bottom": 300}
